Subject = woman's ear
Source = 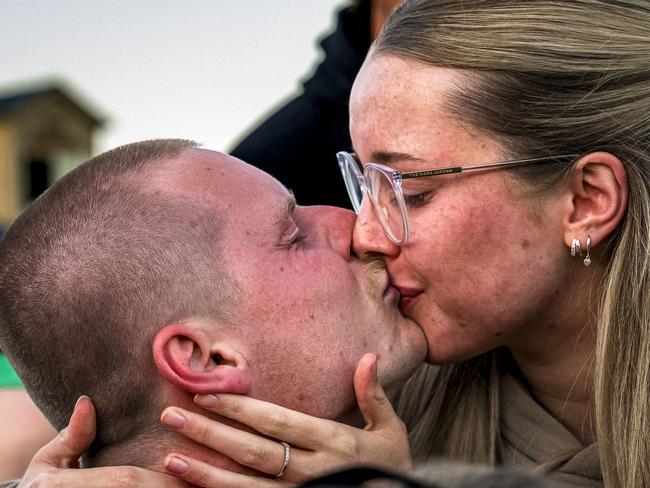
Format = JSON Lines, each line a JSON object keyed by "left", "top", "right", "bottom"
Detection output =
{"left": 152, "top": 323, "right": 251, "bottom": 395}
{"left": 563, "top": 151, "right": 628, "bottom": 248}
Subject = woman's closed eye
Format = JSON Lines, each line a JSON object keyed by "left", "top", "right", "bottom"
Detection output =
{"left": 403, "top": 191, "right": 434, "bottom": 208}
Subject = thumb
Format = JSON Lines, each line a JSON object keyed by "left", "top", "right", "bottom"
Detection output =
{"left": 353, "top": 353, "right": 400, "bottom": 431}
{"left": 34, "top": 395, "right": 96, "bottom": 468}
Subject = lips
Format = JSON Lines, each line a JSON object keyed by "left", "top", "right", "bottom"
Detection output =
{"left": 381, "top": 273, "right": 398, "bottom": 301}
{"left": 383, "top": 284, "right": 400, "bottom": 302}
{"left": 392, "top": 284, "right": 423, "bottom": 313}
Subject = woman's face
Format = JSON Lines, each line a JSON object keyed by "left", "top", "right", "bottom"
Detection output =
{"left": 349, "top": 55, "right": 573, "bottom": 363}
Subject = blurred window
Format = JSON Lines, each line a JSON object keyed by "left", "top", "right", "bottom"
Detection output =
{"left": 26, "top": 159, "right": 50, "bottom": 201}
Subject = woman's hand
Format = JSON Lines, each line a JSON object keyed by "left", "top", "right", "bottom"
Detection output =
{"left": 160, "top": 353, "right": 413, "bottom": 487}
{"left": 17, "top": 396, "right": 187, "bottom": 488}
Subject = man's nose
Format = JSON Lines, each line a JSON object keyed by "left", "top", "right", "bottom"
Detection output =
{"left": 305, "top": 205, "right": 356, "bottom": 258}
{"left": 352, "top": 199, "right": 400, "bottom": 258}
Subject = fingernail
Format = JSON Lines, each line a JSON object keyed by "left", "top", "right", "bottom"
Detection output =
{"left": 75, "top": 395, "right": 90, "bottom": 409}
{"left": 161, "top": 409, "right": 187, "bottom": 429}
{"left": 195, "top": 394, "right": 219, "bottom": 408}
{"left": 165, "top": 456, "right": 188, "bottom": 474}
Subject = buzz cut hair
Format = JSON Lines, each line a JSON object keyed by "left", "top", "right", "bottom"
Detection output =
{"left": 0, "top": 139, "right": 236, "bottom": 460}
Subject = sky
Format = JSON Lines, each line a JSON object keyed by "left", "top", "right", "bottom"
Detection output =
{"left": 1, "top": 0, "right": 349, "bottom": 153}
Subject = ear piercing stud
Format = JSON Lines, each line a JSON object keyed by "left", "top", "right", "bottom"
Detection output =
{"left": 570, "top": 236, "right": 592, "bottom": 266}
{"left": 570, "top": 238, "right": 582, "bottom": 257}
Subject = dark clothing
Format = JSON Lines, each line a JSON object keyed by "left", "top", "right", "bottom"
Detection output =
{"left": 298, "top": 465, "right": 552, "bottom": 487}
{"left": 230, "top": 1, "right": 372, "bottom": 208}
{"left": 299, "top": 466, "right": 433, "bottom": 487}
{"left": 0, "top": 466, "right": 549, "bottom": 488}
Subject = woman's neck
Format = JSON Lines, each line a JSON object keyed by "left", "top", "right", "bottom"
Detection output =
{"left": 509, "top": 326, "right": 596, "bottom": 445}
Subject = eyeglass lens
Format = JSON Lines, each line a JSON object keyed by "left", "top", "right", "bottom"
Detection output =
{"left": 339, "top": 153, "right": 405, "bottom": 243}
{"left": 340, "top": 156, "right": 364, "bottom": 213}
{"left": 367, "top": 168, "right": 405, "bottom": 242}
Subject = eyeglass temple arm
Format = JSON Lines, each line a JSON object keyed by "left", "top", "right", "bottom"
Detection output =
{"left": 400, "top": 167, "right": 462, "bottom": 179}
{"left": 400, "top": 155, "right": 577, "bottom": 180}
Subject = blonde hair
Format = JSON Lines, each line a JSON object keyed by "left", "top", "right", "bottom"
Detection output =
{"left": 379, "top": 1, "right": 650, "bottom": 486}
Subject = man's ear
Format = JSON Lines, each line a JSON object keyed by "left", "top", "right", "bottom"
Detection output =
{"left": 152, "top": 323, "right": 251, "bottom": 395}
{"left": 563, "top": 151, "right": 628, "bottom": 249}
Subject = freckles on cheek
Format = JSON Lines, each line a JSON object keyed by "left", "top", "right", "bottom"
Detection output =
{"left": 462, "top": 200, "right": 514, "bottom": 259}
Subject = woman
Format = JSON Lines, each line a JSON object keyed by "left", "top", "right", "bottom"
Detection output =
{"left": 157, "top": 1, "right": 650, "bottom": 487}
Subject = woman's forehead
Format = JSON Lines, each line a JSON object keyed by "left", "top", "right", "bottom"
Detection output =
{"left": 352, "top": 55, "right": 459, "bottom": 105}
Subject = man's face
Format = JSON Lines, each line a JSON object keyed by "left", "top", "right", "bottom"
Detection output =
{"left": 164, "top": 150, "right": 426, "bottom": 420}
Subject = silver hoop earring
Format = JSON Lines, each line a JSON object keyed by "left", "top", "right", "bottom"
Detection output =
{"left": 570, "top": 238, "right": 582, "bottom": 257}
{"left": 584, "top": 235, "right": 592, "bottom": 266}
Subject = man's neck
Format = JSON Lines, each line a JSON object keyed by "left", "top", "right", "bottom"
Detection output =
{"left": 90, "top": 402, "right": 365, "bottom": 475}
{"left": 84, "top": 426, "right": 254, "bottom": 475}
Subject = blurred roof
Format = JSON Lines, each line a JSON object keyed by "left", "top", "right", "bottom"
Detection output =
{"left": 0, "top": 84, "right": 105, "bottom": 127}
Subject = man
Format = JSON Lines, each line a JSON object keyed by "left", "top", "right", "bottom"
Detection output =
{"left": 0, "top": 139, "right": 426, "bottom": 484}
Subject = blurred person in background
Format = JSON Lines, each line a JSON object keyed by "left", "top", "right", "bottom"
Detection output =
{"left": 231, "top": 0, "right": 401, "bottom": 208}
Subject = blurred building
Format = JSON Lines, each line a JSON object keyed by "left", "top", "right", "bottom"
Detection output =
{"left": 0, "top": 83, "right": 103, "bottom": 231}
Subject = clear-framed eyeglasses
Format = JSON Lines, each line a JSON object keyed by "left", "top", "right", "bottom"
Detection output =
{"left": 336, "top": 151, "right": 577, "bottom": 245}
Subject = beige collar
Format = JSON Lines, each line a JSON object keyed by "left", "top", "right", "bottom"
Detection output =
{"left": 499, "top": 371, "right": 601, "bottom": 485}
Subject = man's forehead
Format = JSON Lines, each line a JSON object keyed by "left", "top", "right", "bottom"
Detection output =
{"left": 151, "top": 149, "right": 247, "bottom": 190}
{"left": 164, "top": 148, "right": 239, "bottom": 182}
{"left": 149, "top": 148, "right": 290, "bottom": 209}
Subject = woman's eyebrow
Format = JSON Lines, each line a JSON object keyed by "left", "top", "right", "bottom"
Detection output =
{"left": 370, "top": 150, "right": 424, "bottom": 165}
{"left": 350, "top": 145, "right": 425, "bottom": 165}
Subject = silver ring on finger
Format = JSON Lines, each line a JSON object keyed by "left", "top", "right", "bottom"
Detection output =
{"left": 275, "top": 441, "right": 291, "bottom": 478}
